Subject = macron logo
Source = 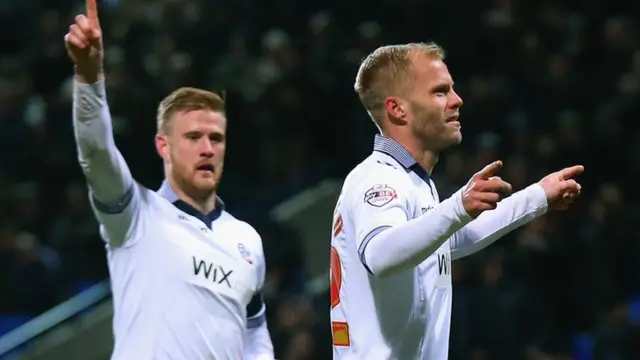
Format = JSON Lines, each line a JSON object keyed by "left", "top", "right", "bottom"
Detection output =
{"left": 192, "top": 256, "right": 233, "bottom": 288}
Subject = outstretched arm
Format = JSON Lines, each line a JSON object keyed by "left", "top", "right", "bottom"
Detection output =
{"left": 354, "top": 161, "right": 508, "bottom": 277}
{"left": 449, "top": 184, "right": 548, "bottom": 260}
{"left": 450, "top": 165, "right": 584, "bottom": 259}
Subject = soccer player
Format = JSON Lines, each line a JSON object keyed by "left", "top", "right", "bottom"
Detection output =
{"left": 64, "top": 1, "right": 275, "bottom": 359}
{"left": 329, "top": 42, "right": 584, "bottom": 359}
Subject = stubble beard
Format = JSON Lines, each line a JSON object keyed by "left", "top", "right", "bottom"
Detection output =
{"left": 172, "top": 165, "right": 218, "bottom": 200}
{"left": 412, "top": 106, "right": 455, "bottom": 152}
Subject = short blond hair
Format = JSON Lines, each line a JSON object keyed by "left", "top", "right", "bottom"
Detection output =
{"left": 354, "top": 42, "right": 445, "bottom": 127}
{"left": 157, "top": 87, "right": 226, "bottom": 133}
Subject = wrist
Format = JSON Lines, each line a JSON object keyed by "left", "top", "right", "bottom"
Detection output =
{"left": 74, "top": 64, "right": 104, "bottom": 84}
{"left": 454, "top": 189, "right": 474, "bottom": 221}
{"left": 527, "top": 183, "right": 549, "bottom": 211}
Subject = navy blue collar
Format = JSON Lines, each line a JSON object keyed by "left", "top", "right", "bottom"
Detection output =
{"left": 373, "top": 134, "right": 430, "bottom": 182}
{"left": 157, "top": 180, "right": 225, "bottom": 228}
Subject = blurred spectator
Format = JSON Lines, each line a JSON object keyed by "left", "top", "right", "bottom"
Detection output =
{"left": 2, "top": 229, "right": 60, "bottom": 315}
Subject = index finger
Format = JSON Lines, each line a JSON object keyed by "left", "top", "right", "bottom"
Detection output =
{"left": 476, "top": 160, "right": 503, "bottom": 179}
{"left": 559, "top": 165, "right": 584, "bottom": 180}
{"left": 86, "top": 0, "right": 98, "bottom": 25}
{"left": 480, "top": 177, "right": 512, "bottom": 195}
{"left": 489, "top": 177, "right": 513, "bottom": 196}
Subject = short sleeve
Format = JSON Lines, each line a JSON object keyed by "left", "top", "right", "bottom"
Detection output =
{"left": 345, "top": 169, "right": 413, "bottom": 269}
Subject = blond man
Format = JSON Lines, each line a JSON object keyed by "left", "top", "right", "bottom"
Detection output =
{"left": 64, "top": 1, "right": 274, "bottom": 359}
{"left": 329, "top": 42, "right": 583, "bottom": 359}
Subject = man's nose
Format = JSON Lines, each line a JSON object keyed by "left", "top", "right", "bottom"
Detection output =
{"left": 450, "top": 90, "right": 463, "bottom": 109}
{"left": 199, "top": 139, "right": 214, "bottom": 157}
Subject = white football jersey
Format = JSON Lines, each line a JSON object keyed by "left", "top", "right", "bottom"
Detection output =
{"left": 94, "top": 181, "right": 267, "bottom": 360}
{"left": 330, "top": 135, "right": 548, "bottom": 360}
{"left": 331, "top": 135, "right": 450, "bottom": 360}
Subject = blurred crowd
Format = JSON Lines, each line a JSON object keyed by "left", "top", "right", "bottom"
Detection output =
{"left": 1, "top": 0, "right": 640, "bottom": 359}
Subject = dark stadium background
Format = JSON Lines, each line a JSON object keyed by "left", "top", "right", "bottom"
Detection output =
{"left": 0, "top": 0, "right": 639, "bottom": 359}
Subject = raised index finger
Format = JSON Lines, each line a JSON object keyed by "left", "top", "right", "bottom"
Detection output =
{"left": 476, "top": 160, "right": 503, "bottom": 179}
{"left": 559, "top": 165, "right": 584, "bottom": 180}
{"left": 86, "top": 0, "right": 98, "bottom": 26}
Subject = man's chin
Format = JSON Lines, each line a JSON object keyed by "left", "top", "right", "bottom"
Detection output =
{"left": 453, "top": 133, "right": 462, "bottom": 144}
{"left": 438, "top": 131, "right": 461, "bottom": 146}
{"left": 192, "top": 178, "right": 218, "bottom": 194}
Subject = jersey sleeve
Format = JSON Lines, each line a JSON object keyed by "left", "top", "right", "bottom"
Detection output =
{"left": 91, "top": 183, "right": 149, "bottom": 248}
{"left": 242, "top": 224, "right": 275, "bottom": 359}
{"left": 449, "top": 183, "right": 548, "bottom": 260}
{"left": 74, "top": 79, "right": 146, "bottom": 248}
{"left": 344, "top": 165, "right": 472, "bottom": 277}
{"left": 242, "top": 224, "right": 269, "bottom": 328}
{"left": 346, "top": 168, "right": 413, "bottom": 273}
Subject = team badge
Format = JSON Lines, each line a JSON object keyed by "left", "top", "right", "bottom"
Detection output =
{"left": 237, "top": 243, "right": 253, "bottom": 264}
{"left": 364, "top": 184, "right": 398, "bottom": 207}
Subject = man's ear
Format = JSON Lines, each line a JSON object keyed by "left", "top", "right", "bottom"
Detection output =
{"left": 385, "top": 96, "right": 409, "bottom": 125}
{"left": 155, "top": 133, "right": 169, "bottom": 164}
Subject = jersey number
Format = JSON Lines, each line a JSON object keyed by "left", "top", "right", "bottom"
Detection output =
{"left": 330, "top": 246, "right": 342, "bottom": 309}
{"left": 331, "top": 244, "right": 351, "bottom": 346}
{"left": 330, "top": 214, "right": 344, "bottom": 309}
{"left": 330, "top": 214, "right": 351, "bottom": 347}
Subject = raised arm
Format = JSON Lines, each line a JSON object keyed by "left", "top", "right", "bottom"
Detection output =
{"left": 65, "top": 0, "right": 141, "bottom": 247}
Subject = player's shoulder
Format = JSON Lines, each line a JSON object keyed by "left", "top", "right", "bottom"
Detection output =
{"left": 218, "top": 211, "right": 263, "bottom": 249}
{"left": 140, "top": 183, "right": 199, "bottom": 216}
{"left": 343, "top": 153, "right": 411, "bottom": 194}
{"left": 130, "top": 182, "right": 172, "bottom": 209}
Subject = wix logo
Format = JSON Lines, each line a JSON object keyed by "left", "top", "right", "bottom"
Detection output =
{"left": 437, "top": 252, "right": 451, "bottom": 276}
{"left": 434, "top": 251, "right": 452, "bottom": 288}
{"left": 192, "top": 256, "right": 233, "bottom": 287}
